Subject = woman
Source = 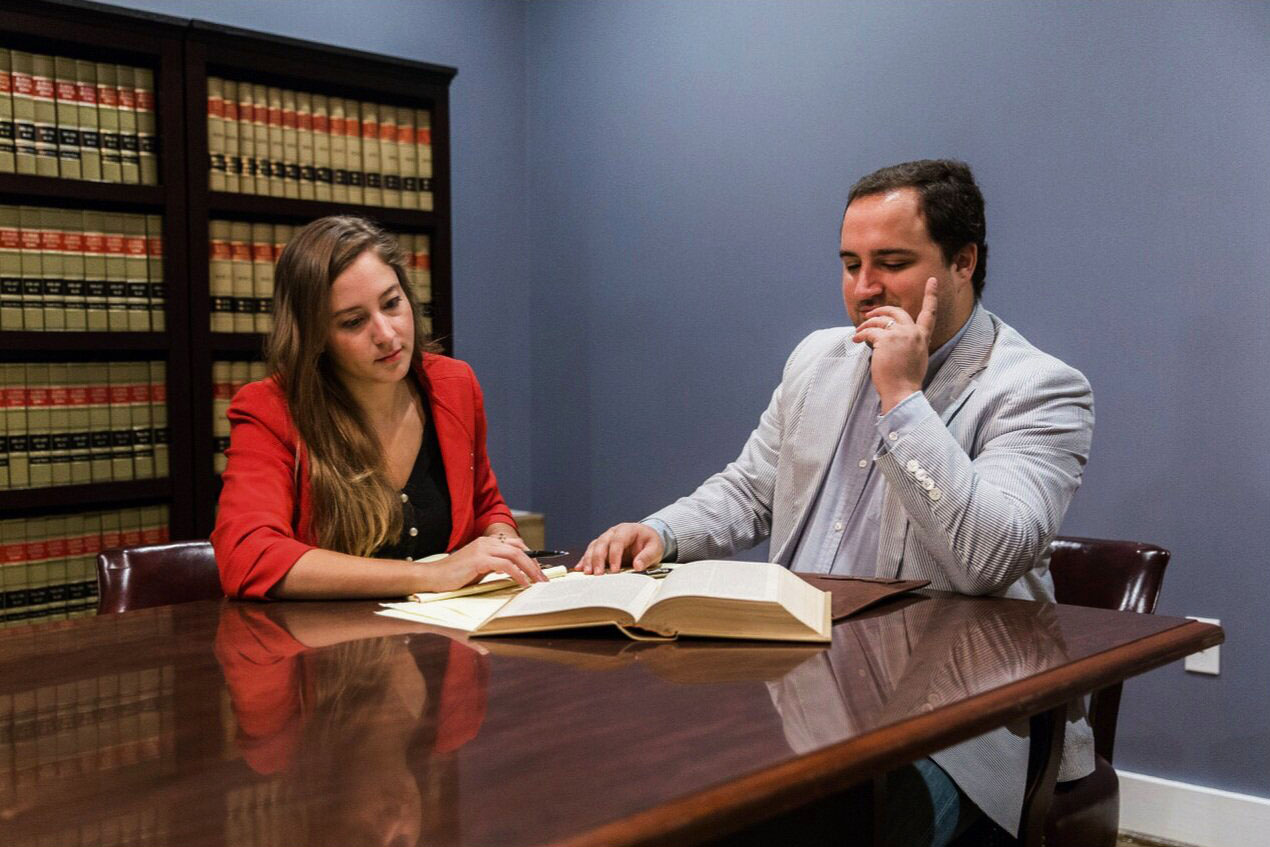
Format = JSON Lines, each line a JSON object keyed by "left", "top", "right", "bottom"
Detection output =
{"left": 213, "top": 215, "right": 543, "bottom": 598}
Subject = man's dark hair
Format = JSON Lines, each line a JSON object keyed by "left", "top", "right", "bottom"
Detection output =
{"left": 847, "top": 159, "right": 988, "bottom": 298}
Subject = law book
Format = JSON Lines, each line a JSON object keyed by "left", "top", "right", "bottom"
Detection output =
{"left": 141, "top": 505, "right": 164, "bottom": 548}
{"left": 229, "top": 361, "right": 251, "bottom": 397}
{"left": 0, "top": 371, "right": 7, "bottom": 489}
{"left": 60, "top": 208, "right": 87, "bottom": 331}
{"left": 312, "top": 93, "right": 333, "bottom": 201}
{"left": 82, "top": 210, "right": 109, "bottom": 331}
{"left": 123, "top": 214, "right": 150, "bottom": 331}
{"left": 266, "top": 86, "right": 285, "bottom": 198}
{"left": 2, "top": 363, "right": 30, "bottom": 488}
{"left": 250, "top": 222, "right": 273, "bottom": 333}
{"left": 145, "top": 214, "right": 164, "bottom": 331}
{"left": 26, "top": 363, "right": 53, "bottom": 489}
{"left": 53, "top": 56, "right": 81, "bottom": 180}
{"left": 0, "top": 49, "right": 15, "bottom": 173}
{"left": 11, "top": 51, "right": 37, "bottom": 175}
{"left": 127, "top": 361, "right": 154, "bottom": 480}
{"left": 48, "top": 362, "right": 72, "bottom": 486}
{"left": 208, "top": 220, "right": 233, "bottom": 332}
{"left": 281, "top": 88, "right": 299, "bottom": 199}
{"left": 273, "top": 224, "right": 294, "bottom": 272}
{"left": 235, "top": 79, "right": 256, "bottom": 194}
{"left": 149, "top": 361, "right": 168, "bottom": 477}
{"left": 30, "top": 53, "right": 59, "bottom": 178}
{"left": 379, "top": 104, "right": 400, "bottom": 207}
{"left": 18, "top": 206, "right": 43, "bottom": 330}
{"left": 414, "top": 109, "right": 433, "bottom": 211}
{"left": 206, "top": 76, "right": 227, "bottom": 191}
{"left": 397, "top": 107, "right": 417, "bottom": 210}
{"left": 66, "top": 365, "right": 91, "bottom": 484}
{"left": 43, "top": 514, "right": 68, "bottom": 611}
{"left": 38, "top": 206, "right": 66, "bottom": 331}
{"left": 469, "top": 560, "right": 832, "bottom": 642}
{"left": 95, "top": 62, "right": 122, "bottom": 182}
{"left": 359, "top": 100, "right": 382, "bottom": 206}
{"left": 220, "top": 78, "right": 240, "bottom": 192}
{"left": 134, "top": 68, "right": 158, "bottom": 185}
{"left": 103, "top": 215, "right": 129, "bottom": 331}
{"left": 63, "top": 513, "right": 88, "bottom": 598}
{"left": 344, "top": 98, "right": 363, "bottom": 204}
{"left": 251, "top": 83, "right": 270, "bottom": 195}
{"left": 74, "top": 59, "right": 102, "bottom": 181}
{"left": 296, "top": 90, "right": 315, "bottom": 201}
{"left": 211, "top": 361, "right": 231, "bottom": 474}
{"left": 74, "top": 509, "right": 101, "bottom": 599}
{"left": 120, "top": 502, "right": 143, "bottom": 553}
{"left": 0, "top": 519, "right": 25, "bottom": 613}
{"left": 106, "top": 361, "right": 134, "bottom": 481}
{"left": 115, "top": 65, "right": 140, "bottom": 184}
{"left": 0, "top": 205, "right": 22, "bottom": 330}
{"left": 328, "top": 96, "right": 348, "bottom": 203}
{"left": 23, "top": 515, "right": 50, "bottom": 614}
{"left": 228, "top": 221, "right": 254, "bottom": 333}
{"left": 85, "top": 363, "right": 111, "bottom": 481}
{"left": 412, "top": 232, "right": 432, "bottom": 306}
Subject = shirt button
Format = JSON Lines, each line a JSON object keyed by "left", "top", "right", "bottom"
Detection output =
{"left": 400, "top": 492, "right": 409, "bottom": 503}
{"left": 928, "top": 488, "right": 942, "bottom": 502}
{"left": 922, "top": 478, "right": 935, "bottom": 491}
{"left": 833, "top": 521, "right": 844, "bottom": 532}
{"left": 888, "top": 432, "right": 898, "bottom": 441}
{"left": 857, "top": 459, "right": 868, "bottom": 468}
{"left": 405, "top": 556, "right": 414, "bottom": 562}
{"left": 906, "top": 459, "right": 920, "bottom": 472}
{"left": 409, "top": 527, "right": 418, "bottom": 537}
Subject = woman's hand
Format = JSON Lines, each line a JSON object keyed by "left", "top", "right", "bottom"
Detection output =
{"left": 422, "top": 536, "right": 546, "bottom": 591}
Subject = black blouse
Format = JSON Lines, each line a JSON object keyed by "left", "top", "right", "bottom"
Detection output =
{"left": 372, "top": 411, "right": 452, "bottom": 562}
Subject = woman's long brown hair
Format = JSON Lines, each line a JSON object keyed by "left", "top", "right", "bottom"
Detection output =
{"left": 266, "top": 216, "right": 439, "bottom": 556}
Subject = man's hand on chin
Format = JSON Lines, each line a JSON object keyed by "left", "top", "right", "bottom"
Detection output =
{"left": 852, "top": 276, "right": 939, "bottom": 413}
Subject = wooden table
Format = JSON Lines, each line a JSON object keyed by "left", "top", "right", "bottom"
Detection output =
{"left": 0, "top": 592, "right": 1221, "bottom": 847}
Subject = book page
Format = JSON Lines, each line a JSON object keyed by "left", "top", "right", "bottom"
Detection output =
{"left": 650, "top": 560, "right": 782, "bottom": 605}
{"left": 488, "top": 572, "right": 661, "bottom": 624}
{"left": 379, "top": 591, "right": 516, "bottom": 631}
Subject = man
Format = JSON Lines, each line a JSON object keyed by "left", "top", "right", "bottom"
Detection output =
{"left": 578, "top": 160, "right": 1095, "bottom": 844}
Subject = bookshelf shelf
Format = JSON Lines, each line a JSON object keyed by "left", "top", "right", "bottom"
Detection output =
{"left": 0, "top": 172, "right": 165, "bottom": 206}
{"left": 0, "top": 331, "right": 169, "bottom": 355}
{"left": 207, "top": 190, "right": 438, "bottom": 229}
{"left": 0, "top": 478, "right": 171, "bottom": 513}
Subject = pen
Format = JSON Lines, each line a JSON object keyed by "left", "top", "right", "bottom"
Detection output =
{"left": 524, "top": 549, "right": 569, "bottom": 559}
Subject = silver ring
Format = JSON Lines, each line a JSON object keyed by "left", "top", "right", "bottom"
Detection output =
{"left": 886, "top": 319, "right": 896, "bottom": 329}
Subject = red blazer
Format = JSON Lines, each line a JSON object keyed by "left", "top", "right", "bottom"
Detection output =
{"left": 213, "top": 354, "right": 517, "bottom": 599}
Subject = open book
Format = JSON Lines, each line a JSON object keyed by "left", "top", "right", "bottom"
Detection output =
{"left": 468, "top": 560, "right": 831, "bottom": 643}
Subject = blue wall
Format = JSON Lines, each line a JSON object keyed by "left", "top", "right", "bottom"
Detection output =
{"left": 109, "top": 0, "right": 1270, "bottom": 799}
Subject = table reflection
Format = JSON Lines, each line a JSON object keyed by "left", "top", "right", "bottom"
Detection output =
{"left": 214, "top": 604, "right": 490, "bottom": 847}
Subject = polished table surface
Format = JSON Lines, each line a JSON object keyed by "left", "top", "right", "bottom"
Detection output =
{"left": 0, "top": 591, "right": 1221, "bottom": 847}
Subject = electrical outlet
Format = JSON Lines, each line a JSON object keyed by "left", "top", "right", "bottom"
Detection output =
{"left": 1184, "top": 617, "right": 1220, "bottom": 675}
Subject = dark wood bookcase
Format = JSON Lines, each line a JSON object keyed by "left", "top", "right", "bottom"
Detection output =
{"left": 2, "top": 1, "right": 455, "bottom": 543}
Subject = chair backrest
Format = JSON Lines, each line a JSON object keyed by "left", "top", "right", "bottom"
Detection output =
{"left": 96, "top": 540, "right": 222, "bottom": 614}
{"left": 1047, "top": 535, "right": 1171, "bottom": 763}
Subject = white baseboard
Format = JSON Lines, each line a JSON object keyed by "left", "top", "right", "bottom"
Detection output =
{"left": 1118, "top": 769, "right": 1270, "bottom": 847}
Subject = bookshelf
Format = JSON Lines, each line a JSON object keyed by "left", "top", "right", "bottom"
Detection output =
{"left": 0, "top": 1, "right": 456, "bottom": 619}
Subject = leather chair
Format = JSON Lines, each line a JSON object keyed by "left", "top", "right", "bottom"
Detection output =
{"left": 96, "top": 540, "right": 223, "bottom": 614}
{"left": 952, "top": 535, "right": 1171, "bottom": 847}
{"left": 1041, "top": 535, "right": 1170, "bottom": 847}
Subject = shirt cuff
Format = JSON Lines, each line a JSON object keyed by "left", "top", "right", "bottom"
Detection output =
{"left": 875, "top": 391, "right": 935, "bottom": 450}
{"left": 640, "top": 517, "right": 678, "bottom": 562}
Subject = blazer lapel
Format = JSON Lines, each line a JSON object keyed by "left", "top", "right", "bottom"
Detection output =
{"left": 418, "top": 360, "right": 475, "bottom": 550}
{"left": 772, "top": 342, "right": 870, "bottom": 563}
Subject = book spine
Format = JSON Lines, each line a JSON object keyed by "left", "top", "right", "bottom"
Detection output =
{"left": 106, "top": 362, "right": 133, "bottom": 481}
{"left": 115, "top": 65, "right": 140, "bottom": 184}
{"left": 266, "top": 86, "right": 284, "bottom": 198}
{"left": 75, "top": 60, "right": 101, "bottom": 182}
{"left": 0, "top": 49, "right": 14, "bottom": 173}
{"left": 0, "top": 362, "right": 7, "bottom": 489}
{"left": 228, "top": 221, "right": 254, "bottom": 333}
{"left": 208, "top": 220, "right": 233, "bottom": 332}
{"left": 145, "top": 215, "right": 164, "bottom": 332}
{"left": 2, "top": 364, "right": 30, "bottom": 488}
{"left": 26, "top": 363, "right": 52, "bottom": 489}
{"left": 207, "top": 76, "right": 226, "bottom": 191}
{"left": 103, "top": 217, "right": 128, "bottom": 331}
{"left": 149, "top": 361, "right": 167, "bottom": 478}
{"left": 48, "top": 365, "right": 72, "bottom": 486}
{"left": 127, "top": 362, "right": 154, "bottom": 480}
{"left": 380, "top": 103, "right": 400, "bottom": 208}
{"left": 95, "top": 63, "right": 121, "bottom": 183}
{"left": 281, "top": 88, "right": 299, "bottom": 199}
{"left": 0, "top": 205, "right": 22, "bottom": 330}
{"left": 67, "top": 365, "right": 91, "bottom": 485}
{"left": 360, "top": 100, "right": 381, "bottom": 206}
{"left": 312, "top": 94, "right": 332, "bottom": 202}
{"left": 329, "top": 97, "right": 348, "bottom": 203}
{"left": 38, "top": 206, "right": 66, "bottom": 331}
{"left": 296, "top": 90, "right": 315, "bottom": 201}
{"left": 344, "top": 99, "right": 363, "bottom": 204}
{"left": 236, "top": 80, "right": 257, "bottom": 194}
{"left": 397, "top": 107, "right": 417, "bottom": 210}
{"left": 60, "top": 208, "right": 87, "bottom": 332}
{"left": 53, "top": 57, "right": 81, "bottom": 180}
{"left": 415, "top": 109, "right": 433, "bottom": 212}
{"left": 123, "top": 214, "right": 150, "bottom": 331}
{"left": 82, "top": 211, "right": 108, "bottom": 331}
{"left": 18, "top": 206, "right": 43, "bottom": 330}
{"left": 85, "top": 363, "right": 111, "bottom": 481}
{"left": 30, "top": 54, "right": 59, "bottom": 178}
{"left": 250, "top": 222, "right": 273, "bottom": 334}
{"left": 134, "top": 68, "right": 158, "bottom": 185}
{"left": 220, "top": 79, "right": 240, "bottom": 193}
{"left": 11, "top": 52, "right": 37, "bottom": 175}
